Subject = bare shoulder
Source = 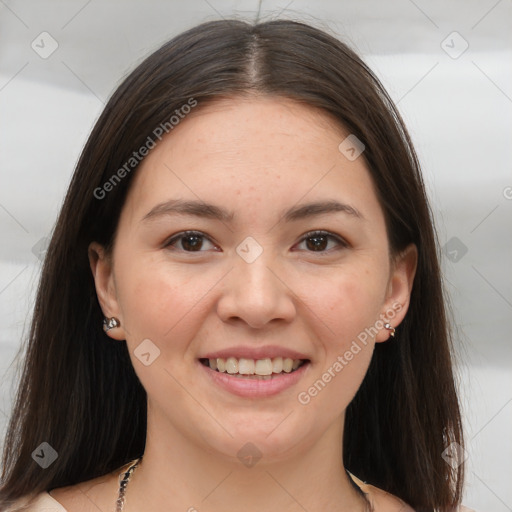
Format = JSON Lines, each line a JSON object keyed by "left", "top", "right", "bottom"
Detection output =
{"left": 49, "top": 468, "right": 120, "bottom": 512}
{"left": 350, "top": 474, "right": 415, "bottom": 512}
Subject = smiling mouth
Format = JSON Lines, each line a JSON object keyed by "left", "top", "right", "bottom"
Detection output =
{"left": 199, "top": 357, "right": 309, "bottom": 379}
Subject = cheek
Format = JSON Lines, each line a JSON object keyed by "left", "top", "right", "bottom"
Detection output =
{"left": 311, "top": 265, "right": 386, "bottom": 344}
{"left": 294, "top": 265, "right": 386, "bottom": 413}
{"left": 114, "top": 251, "right": 212, "bottom": 351}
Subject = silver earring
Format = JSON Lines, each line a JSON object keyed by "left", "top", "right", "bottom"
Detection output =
{"left": 384, "top": 323, "right": 396, "bottom": 338}
{"left": 103, "top": 317, "right": 120, "bottom": 333}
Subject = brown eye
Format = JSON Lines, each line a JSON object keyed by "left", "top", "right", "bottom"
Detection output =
{"left": 165, "top": 231, "right": 217, "bottom": 252}
{"left": 296, "top": 231, "right": 348, "bottom": 253}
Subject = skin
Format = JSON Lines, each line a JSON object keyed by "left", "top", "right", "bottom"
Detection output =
{"left": 49, "top": 96, "right": 417, "bottom": 512}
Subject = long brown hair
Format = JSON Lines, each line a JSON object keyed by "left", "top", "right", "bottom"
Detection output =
{"left": 0, "top": 19, "right": 464, "bottom": 511}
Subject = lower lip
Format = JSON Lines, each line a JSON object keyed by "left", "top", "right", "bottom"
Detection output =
{"left": 198, "top": 360, "right": 310, "bottom": 398}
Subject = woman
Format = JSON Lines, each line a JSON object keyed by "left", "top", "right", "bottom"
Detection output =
{"left": 0, "top": 18, "right": 465, "bottom": 512}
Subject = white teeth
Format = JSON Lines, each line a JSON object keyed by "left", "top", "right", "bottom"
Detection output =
{"left": 225, "top": 357, "right": 238, "bottom": 374}
{"left": 272, "top": 357, "right": 283, "bottom": 373}
{"left": 254, "top": 358, "right": 273, "bottom": 376}
{"left": 205, "top": 356, "right": 305, "bottom": 375}
{"left": 233, "top": 374, "right": 272, "bottom": 380}
{"left": 238, "top": 358, "right": 255, "bottom": 375}
{"left": 282, "top": 358, "right": 293, "bottom": 373}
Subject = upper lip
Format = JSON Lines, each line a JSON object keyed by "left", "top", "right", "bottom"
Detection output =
{"left": 200, "top": 345, "right": 310, "bottom": 361}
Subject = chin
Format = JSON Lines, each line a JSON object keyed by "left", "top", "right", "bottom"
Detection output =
{"left": 197, "top": 414, "right": 317, "bottom": 465}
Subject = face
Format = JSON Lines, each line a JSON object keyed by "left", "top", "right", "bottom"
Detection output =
{"left": 89, "top": 96, "right": 416, "bottom": 463}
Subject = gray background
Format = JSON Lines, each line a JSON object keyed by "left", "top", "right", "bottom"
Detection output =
{"left": 1, "top": 1, "right": 511, "bottom": 510}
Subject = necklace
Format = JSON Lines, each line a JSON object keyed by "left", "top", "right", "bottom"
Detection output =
{"left": 115, "top": 458, "right": 370, "bottom": 512}
{"left": 116, "top": 457, "right": 142, "bottom": 512}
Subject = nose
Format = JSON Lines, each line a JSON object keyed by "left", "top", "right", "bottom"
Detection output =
{"left": 216, "top": 250, "right": 296, "bottom": 329}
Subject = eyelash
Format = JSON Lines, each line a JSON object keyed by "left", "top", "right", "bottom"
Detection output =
{"left": 163, "top": 230, "right": 349, "bottom": 255}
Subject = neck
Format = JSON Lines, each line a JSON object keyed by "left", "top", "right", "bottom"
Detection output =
{"left": 123, "top": 405, "right": 367, "bottom": 512}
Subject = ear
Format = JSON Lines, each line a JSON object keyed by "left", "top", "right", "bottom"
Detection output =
{"left": 375, "top": 243, "right": 418, "bottom": 343}
{"left": 88, "top": 241, "right": 126, "bottom": 341}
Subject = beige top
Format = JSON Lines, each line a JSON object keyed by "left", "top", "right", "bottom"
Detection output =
{"left": 4, "top": 478, "right": 405, "bottom": 512}
{"left": 5, "top": 488, "right": 474, "bottom": 512}
{"left": 6, "top": 481, "right": 472, "bottom": 512}
{"left": 5, "top": 492, "right": 66, "bottom": 512}
{"left": 6, "top": 476, "right": 405, "bottom": 512}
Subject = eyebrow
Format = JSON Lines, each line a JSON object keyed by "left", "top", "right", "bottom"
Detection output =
{"left": 141, "top": 198, "right": 364, "bottom": 224}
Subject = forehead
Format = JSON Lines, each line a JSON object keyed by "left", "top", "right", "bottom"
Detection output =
{"left": 122, "top": 96, "right": 382, "bottom": 225}
{"left": 161, "top": 95, "right": 348, "bottom": 157}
